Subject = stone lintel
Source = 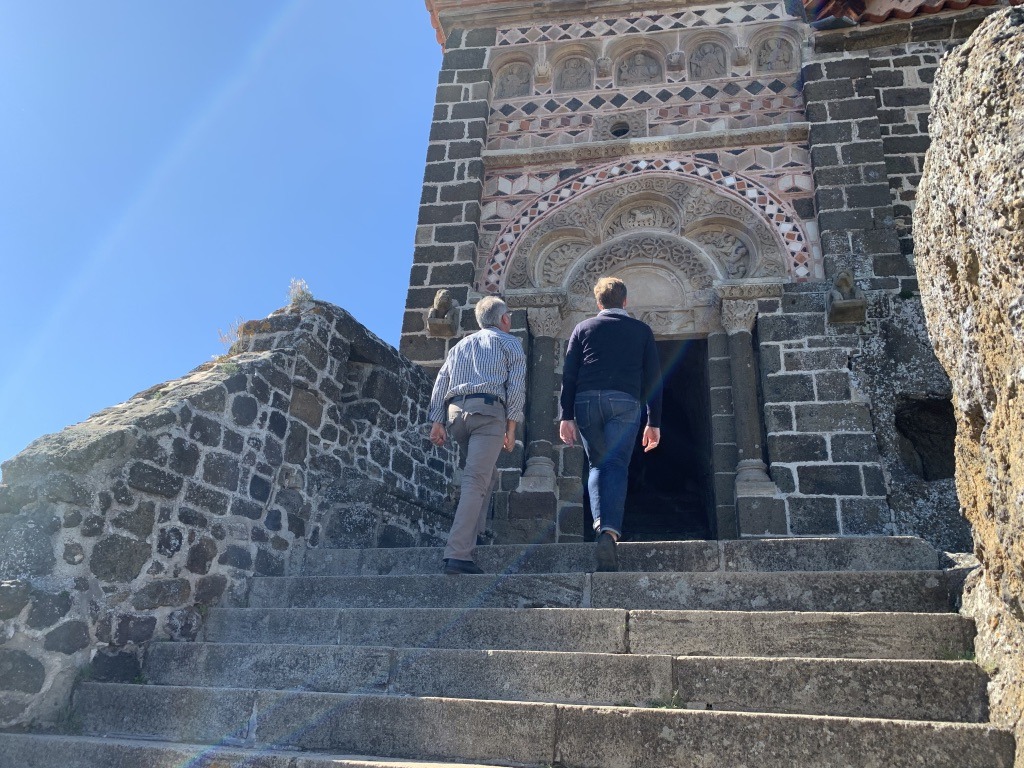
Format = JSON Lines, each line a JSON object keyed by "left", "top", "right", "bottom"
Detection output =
{"left": 483, "top": 124, "right": 811, "bottom": 171}
{"left": 504, "top": 290, "right": 567, "bottom": 310}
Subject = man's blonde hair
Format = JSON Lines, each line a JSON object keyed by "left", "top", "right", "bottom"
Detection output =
{"left": 594, "top": 277, "right": 627, "bottom": 309}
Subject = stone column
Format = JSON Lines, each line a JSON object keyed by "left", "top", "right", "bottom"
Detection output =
{"left": 507, "top": 307, "right": 563, "bottom": 522}
{"left": 720, "top": 298, "right": 780, "bottom": 502}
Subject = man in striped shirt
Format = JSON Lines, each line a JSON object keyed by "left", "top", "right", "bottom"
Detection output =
{"left": 428, "top": 296, "right": 527, "bottom": 574}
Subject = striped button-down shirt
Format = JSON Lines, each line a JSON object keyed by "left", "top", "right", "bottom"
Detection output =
{"left": 428, "top": 326, "right": 527, "bottom": 424}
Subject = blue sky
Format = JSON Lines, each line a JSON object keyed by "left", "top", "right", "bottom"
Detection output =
{"left": 0, "top": 1, "right": 442, "bottom": 465}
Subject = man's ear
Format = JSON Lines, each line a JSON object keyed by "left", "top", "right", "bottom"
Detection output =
{"left": 622, "top": 298, "right": 628, "bottom": 308}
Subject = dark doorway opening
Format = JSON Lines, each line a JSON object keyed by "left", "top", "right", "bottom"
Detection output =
{"left": 580, "top": 339, "right": 715, "bottom": 541}
{"left": 629, "top": 339, "right": 715, "bottom": 540}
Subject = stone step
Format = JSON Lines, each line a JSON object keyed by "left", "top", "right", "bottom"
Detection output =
{"left": 71, "top": 683, "right": 1014, "bottom": 768}
{"left": 489, "top": 517, "right": 556, "bottom": 546}
{"left": 144, "top": 641, "right": 989, "bottom": 722}
{"left": 301, "top": 535, "right": 940, "bottom": 576}
{"left": 0, "top": 733, "right": 521, "bottom": 768}
{"left": 204, "top": 607, "right": 976, "bottom": 659}
{"left": 246, "top": 570, "right": 954, "bottom": 612}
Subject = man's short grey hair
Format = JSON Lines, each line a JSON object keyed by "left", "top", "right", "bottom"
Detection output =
{"left": 475, "top": 296, "right": 509, "bottom": 329}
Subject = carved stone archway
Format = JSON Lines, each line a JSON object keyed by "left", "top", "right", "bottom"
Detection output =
{"left": 492, "top": 159, "right": 793, "bottom": 538}
{"left": 485, "top": 155, "right": 814, "bottom": 300}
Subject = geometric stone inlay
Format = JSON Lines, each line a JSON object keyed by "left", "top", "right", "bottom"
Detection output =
{"left": 484, "top": 156, "right": 813, "bottom": 291}
{"left": 496, "top": 3, "right": 791, "bottom": 46}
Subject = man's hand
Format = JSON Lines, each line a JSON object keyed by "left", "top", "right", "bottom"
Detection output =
{"left": 429, "top": 422, "right": 447, "bottom": 447}
{"left": 559, "top": 419, "right": 578, "bottom": 447}
{"left": 503, "top": 421, "right": 517, "bottom": 452}
{"left": 642, "top": 426, "right": 661, "bottom": 452}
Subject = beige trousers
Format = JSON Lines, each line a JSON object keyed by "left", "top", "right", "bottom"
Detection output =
{"left": 443, "top": 400, "right": 506, "bottom": 561}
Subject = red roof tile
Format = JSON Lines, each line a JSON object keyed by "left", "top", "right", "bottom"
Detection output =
{"left": 804, "top": 0, "right": 1012, "bottom": 23}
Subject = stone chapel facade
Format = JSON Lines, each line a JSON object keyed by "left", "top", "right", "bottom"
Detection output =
{"left": 402, "top": 0, "right": 1013, "bottom": 550}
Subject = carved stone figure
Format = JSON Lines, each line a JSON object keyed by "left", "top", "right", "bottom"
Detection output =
{"left": 617, "top": 52, "right": 662, "bottom": 86}
{"left": 604, "top": 204, "right": 678, "bottom": 238}
{"left": 667, "top": 51, "right": 685, "bottom": 72}
{"left": 535, "top": 60, "right": 552, "bottom": 84}
{"left": 596, "top": 57, "right": 613, "bottom": 78}
{"left": 556, "top": 57, "right": 593, "bottom": 91}
{"left": 827, "top": 271, "right": 867, "bottom": 324}
{"left": 494, "top": 62, "right": 532, "bottom": 99}
{"left": 757, "top": 39, "right": 794, "bottom": 72}
{"left": 426, "top": 289, "right": 459, "bottom": 337}
{"left": 723, "top": 242, "right": 750, "bottom": 279}
{"left": 690, "top": 43, "right": 727, "bottom": 80}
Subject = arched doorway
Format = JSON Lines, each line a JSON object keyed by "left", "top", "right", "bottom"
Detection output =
{"left": 495, "top": 159, "right": 809, "bottom": 541}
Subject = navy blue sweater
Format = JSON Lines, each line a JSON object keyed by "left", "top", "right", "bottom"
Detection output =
{"left": 559, "top": 311, "right": 663, "bottom": 428}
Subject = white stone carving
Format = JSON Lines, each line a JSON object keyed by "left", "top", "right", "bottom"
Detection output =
{"left": 494, "top": 62, "right": 532, "bottom": 99}
{"left": 604, "top": 203, "right": 678, "bottom": 239}
{"left": 527, "top": 306, "right": 565, "bottom": 337}
{"left": 690, "top": 43, "right": 728, "bottom": 79}
{"left": 720, "top": 298, "right": 758, "bottom": 334}
{"left": 617, "top": 52, "right": 663, "bottom": 86}
{"left": 555, "top": 57, "right": 593, "bottom": 91}
{"left": 756, "top": 39, "right": 794, "bottom": 72}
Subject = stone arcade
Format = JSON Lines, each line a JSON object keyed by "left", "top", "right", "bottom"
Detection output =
{"left": 402, "top": 0, "right": 1009, "bottom": 551}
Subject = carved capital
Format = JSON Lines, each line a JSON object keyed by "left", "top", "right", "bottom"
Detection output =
{"left": 720, "top": 298, "right": 758, "bottom": 335}
{"left": 527, "top": 306, "right": 564, "bottom": 337}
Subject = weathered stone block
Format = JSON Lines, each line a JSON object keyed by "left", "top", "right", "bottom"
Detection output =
{"left": 788, "top": 497, "right": 841, "bottom": 534}
{"left": 841, "top": 497, "right": 892, "bottom": 534}
{"left": 757, "top": 314, "right": 826, "bottom": 343}
{"left": 737, "top": 496, "right": 787, "bottom": 535}
{"left": 186, "top": 538, "right": 218, "bottom": 575}
{"left": 128, "top": 462, "right": 184, "bottom": 498}
{"left": 0, "top": 650, "right": 45, "bottom": 693}
{"left": 0, "top": 507, "right": 59, "bottom": 579}
{"left": 763, "top": 373, "right": 815, "bottom": 403}
{"left": 26, "top": 591, "right": 72, "bottom": 629}
{"left": 112, "top": 501, "right": 156, "bottom": 538}
{"left": 202, "top": 453, "right": 240, "bottom": 492}
{"left": 797, "top": 464, "right": 863, "bottom": 496}
{"left": 768, "top": 434, "right": 827, "bottom": 463}
{"left": 131, "top": 579, "right": 191, "bottom": 610}
{"left": 43, "top": 620, "right": 90, "bottom": 654}
{"left": 90, "top": 534, "right": 150, "bottom": 583}
{"left": 185, "top": 482, "right": 229, "bottom": 516}
{"left": 794, "top": 403, "right": 873, "bottom": 433}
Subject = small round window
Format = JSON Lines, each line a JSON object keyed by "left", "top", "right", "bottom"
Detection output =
{"left": 609, "top": 122, "right": 631, "bottom": 138}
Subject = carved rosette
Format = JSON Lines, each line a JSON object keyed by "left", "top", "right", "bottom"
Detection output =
{"left": 720, "top": 298, "right": 758, "bottom": 335}
{"left": 527, "top": 306, "right": 565, "bottom": 337}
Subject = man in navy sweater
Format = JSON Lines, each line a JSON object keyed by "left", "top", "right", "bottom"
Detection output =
{"left": 558, "top": 277, "right": 663, "bottom": 571}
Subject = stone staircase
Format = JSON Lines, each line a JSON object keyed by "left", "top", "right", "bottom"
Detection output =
{"left": 0, "top": 536, "right": 1015, "bottom": 767}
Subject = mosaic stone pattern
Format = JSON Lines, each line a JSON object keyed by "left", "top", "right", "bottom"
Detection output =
{"left": 489, "top": 77, "right": 803, "bottom": 149}
{"left": 479, "top": 156, "right": 819, "bottom": 292}
{"left": 496, "top": 3, "right": 792, "bottom": 45}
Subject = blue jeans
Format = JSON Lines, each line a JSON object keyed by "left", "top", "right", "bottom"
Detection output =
{"left": 575, "top": 390, "right": 642, "bottom": 538}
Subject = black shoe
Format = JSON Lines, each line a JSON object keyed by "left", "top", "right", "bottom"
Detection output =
{"left": 443, "top": 558, "right": 484, "bottom": 575}
{"left": 595, "top": 532, "right": 618, "bottom": 572}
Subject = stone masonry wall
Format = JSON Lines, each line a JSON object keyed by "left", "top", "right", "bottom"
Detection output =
{"left": 782, "top": 23, "right": 982, "bottom": 551}
{"left": 0, "top": 300, "right": 454, "bottom": 729}
{"left": 402, "top": 27, "right": 496, "bottom": 370}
